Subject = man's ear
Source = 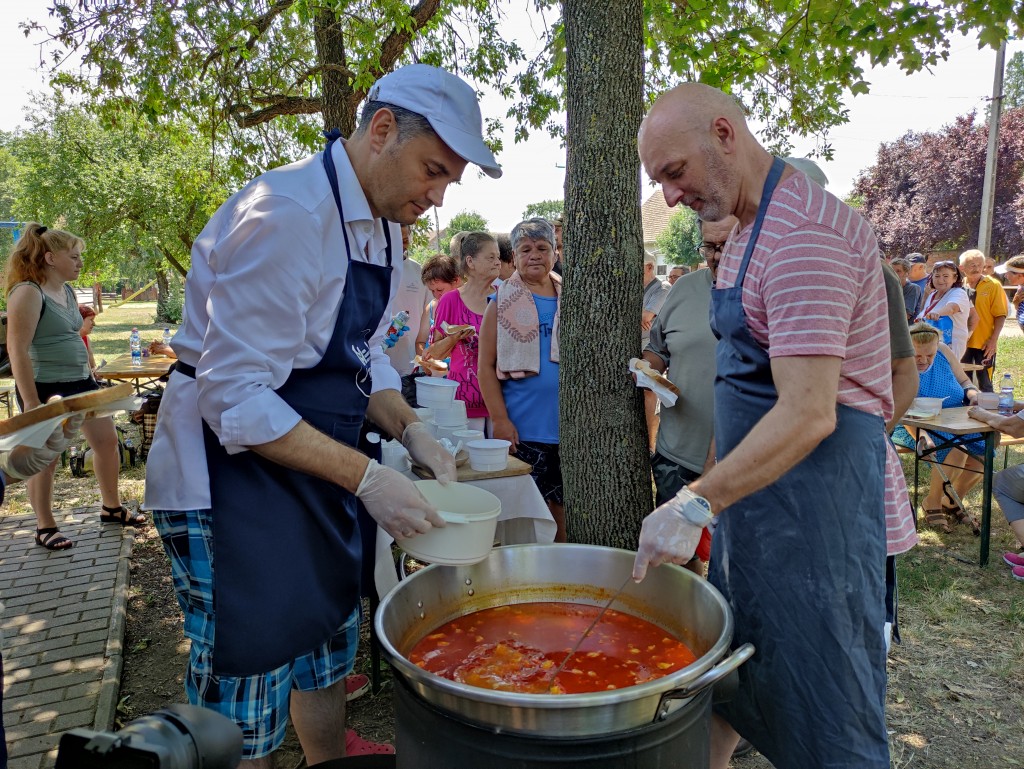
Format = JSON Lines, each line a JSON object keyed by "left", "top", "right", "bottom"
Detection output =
{"left": 366, "top": 108, "right": 398, "bottom": 154}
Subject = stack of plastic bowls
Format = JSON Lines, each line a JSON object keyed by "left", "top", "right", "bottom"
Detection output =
{"left": 432, "top": 400, "right": 468, "bottom": 442}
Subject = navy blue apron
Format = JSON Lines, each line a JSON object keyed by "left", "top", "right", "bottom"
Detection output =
{"left": 707, "top": 158, "right": 889, "bottom": 768}
{"left": 199, "top": 136, "right": 393, "bottom": 676}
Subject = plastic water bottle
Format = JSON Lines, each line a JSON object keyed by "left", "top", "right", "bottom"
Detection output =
{"left": 999, "top": 373, "right": 1015, "bottom": 415}
{"left": 162, "top": 328, "right": 172, "bottom": 347}
{"left": 129, "top": 327, "right": 142, "bottom": 368}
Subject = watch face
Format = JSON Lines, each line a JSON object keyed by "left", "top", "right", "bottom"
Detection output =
{"left": 691, "top": 495, "right": 711, "bottom": 513}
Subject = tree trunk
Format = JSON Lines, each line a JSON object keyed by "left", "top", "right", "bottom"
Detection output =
{"left": 561, "top": 0, "right": 649, "bottom": 548}
{"left": 155, "top": 270, "right": 170, "bottom": 323}
{"left": 314, "top": 7, "right": 357, "bottom": 136}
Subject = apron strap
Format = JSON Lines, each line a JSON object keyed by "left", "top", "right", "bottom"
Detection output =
{"left": 322, "top": 130, "right": 395, "bottom": 269}
{"left": 735, "top": 156, "right": 787, "bottom": 287}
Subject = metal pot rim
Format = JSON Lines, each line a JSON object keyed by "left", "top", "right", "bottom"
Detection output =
{"left": 375, "top": 544, "right": 735, "bottom": 710}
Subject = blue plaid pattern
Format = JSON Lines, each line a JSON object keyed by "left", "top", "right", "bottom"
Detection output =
{"left": 153, "top": 508, "right": 359, "bottom": 759}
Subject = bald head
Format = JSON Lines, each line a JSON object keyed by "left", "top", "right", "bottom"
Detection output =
{"left": 639, "top": 83, "right": 776, "bottom": 228}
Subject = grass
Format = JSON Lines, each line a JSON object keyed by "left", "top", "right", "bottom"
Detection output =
{"left": 86, "top": 301, "right": 176, "bottom": 364}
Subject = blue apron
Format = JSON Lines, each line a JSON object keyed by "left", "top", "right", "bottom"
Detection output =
{"left": 200, "top": 136, "right": 393, "bottom": 676}
{"left": 707, "top": 157, "right": 889, "bottom": 768}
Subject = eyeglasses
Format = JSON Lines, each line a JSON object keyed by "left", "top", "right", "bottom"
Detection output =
{"left": 698, "top": 243, "right": 724, "bottom": 260}
{"left": 932, "top": 260, "right": 958, "bottom": 269}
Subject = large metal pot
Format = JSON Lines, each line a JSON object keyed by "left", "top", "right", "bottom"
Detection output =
{"left": 375, "top": 544, "right": 753, "bottom": 738}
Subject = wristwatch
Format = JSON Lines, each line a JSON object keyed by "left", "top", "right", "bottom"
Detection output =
{"left": 676, "top": 486, "right": 714, "bottom": 528}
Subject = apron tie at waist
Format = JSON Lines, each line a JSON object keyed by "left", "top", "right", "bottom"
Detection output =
{"left": 173, "top": 361, "right": 197, "bottom": 379}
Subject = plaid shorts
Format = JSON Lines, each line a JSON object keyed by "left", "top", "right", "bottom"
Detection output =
{"left": 153, "top": 508, "right": 359, "bottom": 759}
{"left": 514, "top": 441, "right": 563, "bottom": 505}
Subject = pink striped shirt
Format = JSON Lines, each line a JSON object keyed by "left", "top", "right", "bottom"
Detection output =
{"left": 884, "top": 439, "right": 918, "bottom": 555}
{"left": 716, "top": 172, "right": 893, "bottom": 421}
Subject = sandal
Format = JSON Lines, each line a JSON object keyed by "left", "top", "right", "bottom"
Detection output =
{"left": 924, "top": 509, "right": 952, "bottom": 533}
{"left": 100, "top": 504, "right": 147, "bottom": 527}
{"left": 35, "top": 527, "right": 74, "bottom": 551}
{"left": 345, "top": 729, "right": 395, "bottom": 756}
{"left": 943, "top": 504, "right": 981, "bottom": 536}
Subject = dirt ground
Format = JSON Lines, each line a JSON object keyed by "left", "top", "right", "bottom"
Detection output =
{"left": 115, "top": 517, "right": 1024, "bottom": 769}
{"left": 6, "top": 421, "right": 1019, "bottom": 768}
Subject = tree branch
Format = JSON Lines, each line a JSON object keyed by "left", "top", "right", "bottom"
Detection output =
{"left": 373, "top": 0, "right": 444, "bottom": 79}
{"left": 231, "top": 95, "right": 324, "bottom": 127}
{"left": 159, "top": 245, "right": 190, "bottom": 278}
{"left": 201, "top": 0, "right": 297, "bottom": 78}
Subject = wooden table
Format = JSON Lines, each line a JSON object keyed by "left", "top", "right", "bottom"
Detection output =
{"left": 94, "top": 354, "right": 176, "bottom": 394}
{"left": 900, "top": 406, "right": 997, "bottom": 566}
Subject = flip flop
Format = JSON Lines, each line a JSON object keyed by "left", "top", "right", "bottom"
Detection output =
{"left": 345, "top": 729, "right": 395, "bottom": 756}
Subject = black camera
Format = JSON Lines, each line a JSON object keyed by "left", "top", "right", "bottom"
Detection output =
{"left": 55, "top": 704, "right": 242, "bottom": 768}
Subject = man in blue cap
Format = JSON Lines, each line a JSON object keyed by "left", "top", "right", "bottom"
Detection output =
{"left": 145, "top": 64, "right": 501, "bottom": 766}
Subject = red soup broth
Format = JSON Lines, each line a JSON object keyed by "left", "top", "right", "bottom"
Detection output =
{"left": 407, "top": 602, "right": 697, "bottom": 694}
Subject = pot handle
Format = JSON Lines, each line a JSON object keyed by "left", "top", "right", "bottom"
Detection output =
{"left": 654, "top": 643, "right": 755, "bottom": 720}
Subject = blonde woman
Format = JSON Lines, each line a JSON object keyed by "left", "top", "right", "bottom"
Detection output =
{"left": 892, "top": 323, "right": 984, "bottom": 532}
{"left": 5, "top": 224, "right": 143, "bottom": 550}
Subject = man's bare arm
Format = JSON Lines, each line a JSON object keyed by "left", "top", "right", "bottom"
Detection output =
{"left": 689, "top": 355, "right": 842, "bottom": 513}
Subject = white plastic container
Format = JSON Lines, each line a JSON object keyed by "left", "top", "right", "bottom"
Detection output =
{"left": 434, "top": 423, "right": 469, "bottom": 442}
{"left": 910, "top": 396, "right": 944, "bottom": 418}
{"left": 416, "top": 377, "right": 459, "bottom": 409}
{"left": 412, "top": 407, "right": 432, "bottom": 422}
{"left": 466, "top": 439, "right": 511, "bottom": 472}
{"left": 432, "top": 400, "right": 468, "bottom": 426}
{"left": 381, "top": 440, "right": 411, "bottom": 472}
{"left": 452, "top": 429, "right": 485, "bottom": 444}
{"left": 401, "top": 481, "right": 501, "bottom": 565}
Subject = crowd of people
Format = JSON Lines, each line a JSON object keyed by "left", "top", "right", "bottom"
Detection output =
{"left": 6, "top": 62, "right": 1024, "bottom": 769}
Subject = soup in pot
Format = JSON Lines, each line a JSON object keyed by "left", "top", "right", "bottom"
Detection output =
{"left": 408, "top": 602, "right": 696, "bottom": 694}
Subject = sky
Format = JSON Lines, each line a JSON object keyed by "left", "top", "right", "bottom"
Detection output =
{"left": 2, "top": 2, "right": 1022, "bottom": 234}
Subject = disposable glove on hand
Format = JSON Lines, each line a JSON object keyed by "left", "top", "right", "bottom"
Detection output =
{"left": 631, "top": 495, "right": 706, "bottom": 582}
{"left": 0, "top": 412, "right": 86, "bottom": 481}
{"left": 402, "top": 422, "right": 456, "bottom": 484}
{"left": 355, "top": 459, "right": 446, "bottom": 540}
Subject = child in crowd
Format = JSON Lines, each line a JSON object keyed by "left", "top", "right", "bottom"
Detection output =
{"left": 415, "top": 253, "right": 462, "bottom": 358}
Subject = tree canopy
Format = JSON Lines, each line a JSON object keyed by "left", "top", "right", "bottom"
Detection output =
{"left": 854, "top": 107, "right": 1024, "bottom": 258}
{"left": 5, "top": 98, "right": 229, "bottom": 282}
{"left": 655, "top": 210, "right": 702, "bottom": 267}
{"left": 522, "top": 199, "right": 563, "bottom": 221}
{"left": 28, "top": 0, "right": 522, "bottom": 176}
{"left": 443, "top": 210, "right": 489, "bottom": 253}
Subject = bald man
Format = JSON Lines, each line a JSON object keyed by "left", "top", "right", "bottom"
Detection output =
{"left": 632, "top": 84, "right": 892, "bottom": 769}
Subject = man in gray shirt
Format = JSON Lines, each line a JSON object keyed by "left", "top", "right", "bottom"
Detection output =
{"left": 641, "top": 218, "right": 733, "bottom": 571}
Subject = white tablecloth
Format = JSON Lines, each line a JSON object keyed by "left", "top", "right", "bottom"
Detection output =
{"left": 373, "top": 471, "right": 556, "bottom": 598}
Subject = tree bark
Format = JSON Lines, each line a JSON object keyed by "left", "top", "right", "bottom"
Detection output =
{"left": 155, "top": 270, "right": 170, "bottom": 323}
{"left": 562, "top": 0, "right": 649, "bottom": 548}
{"left": 314, "top": 7, "right": 357, "bottom": 136}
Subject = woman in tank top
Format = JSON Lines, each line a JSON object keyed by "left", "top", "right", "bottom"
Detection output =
{"left": 5, "top": 224, "right": 144, "bottom": 551}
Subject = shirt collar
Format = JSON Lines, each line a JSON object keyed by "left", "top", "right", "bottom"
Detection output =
{"left": 329, "top": 138, "right": 375, "bottom": 226}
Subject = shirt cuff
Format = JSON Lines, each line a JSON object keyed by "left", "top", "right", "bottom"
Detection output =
{"left": 216, "top": 388, "right": 303, "bottom": 455}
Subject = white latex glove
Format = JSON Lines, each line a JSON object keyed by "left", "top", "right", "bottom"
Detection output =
{"left": 631, "top": 495, "right": 706, "bottom": 582}
{"left": 402, "top": 421, "right": 457, "bottom": 485}
{"left": 0, "top": 412, "right": 86, "bottom": 481}
{"left": 355, "top": 459, "right": 446, "bottom": 540}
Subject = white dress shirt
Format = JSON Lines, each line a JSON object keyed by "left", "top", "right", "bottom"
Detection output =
{"left": 145, "top": 145, "right": 403, "bottom": 511}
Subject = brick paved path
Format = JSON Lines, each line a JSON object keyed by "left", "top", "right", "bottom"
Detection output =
{"left": 0, "top": 509, "right": 134, "bottom": 769}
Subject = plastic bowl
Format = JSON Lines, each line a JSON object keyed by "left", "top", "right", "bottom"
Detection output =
{"left": 466, "top": 439, "right": 511, "bottom": 472}
{"left": 432, "top": 400, "right": 468, "bottom": 426}
{"left": 434, "top": 423, "right": 469, "bottom": 442}
{"left": 415, "top": 377, "right": 459, "bottom": 409}
{"left": 911, "top": 397, "right": 944, "bottom": 417}
{"left": 401, "top": 481, "right": 501, "bottom": 565}
{"left": 452, "top": 429, "right": 485, "bottom": 444}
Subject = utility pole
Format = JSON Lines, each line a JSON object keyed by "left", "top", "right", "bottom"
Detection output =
{"left": 978, "top": 40, "right": 1007, "bottom": 258}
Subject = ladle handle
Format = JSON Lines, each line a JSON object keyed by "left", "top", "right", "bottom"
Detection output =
{"left": 654, "top": 643, "right": 755, "bottom": 720}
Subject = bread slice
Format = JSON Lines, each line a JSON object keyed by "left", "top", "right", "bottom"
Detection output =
{"left": 0, "top": 382, "right": 134, "bottom": 436}
{"left": 632, "top": 358, "right": 682, "bottom": 396}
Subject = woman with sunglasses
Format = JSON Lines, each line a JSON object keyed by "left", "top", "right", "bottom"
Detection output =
{"left": 915, "top": 259, "right": 971, "bottom": 359}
